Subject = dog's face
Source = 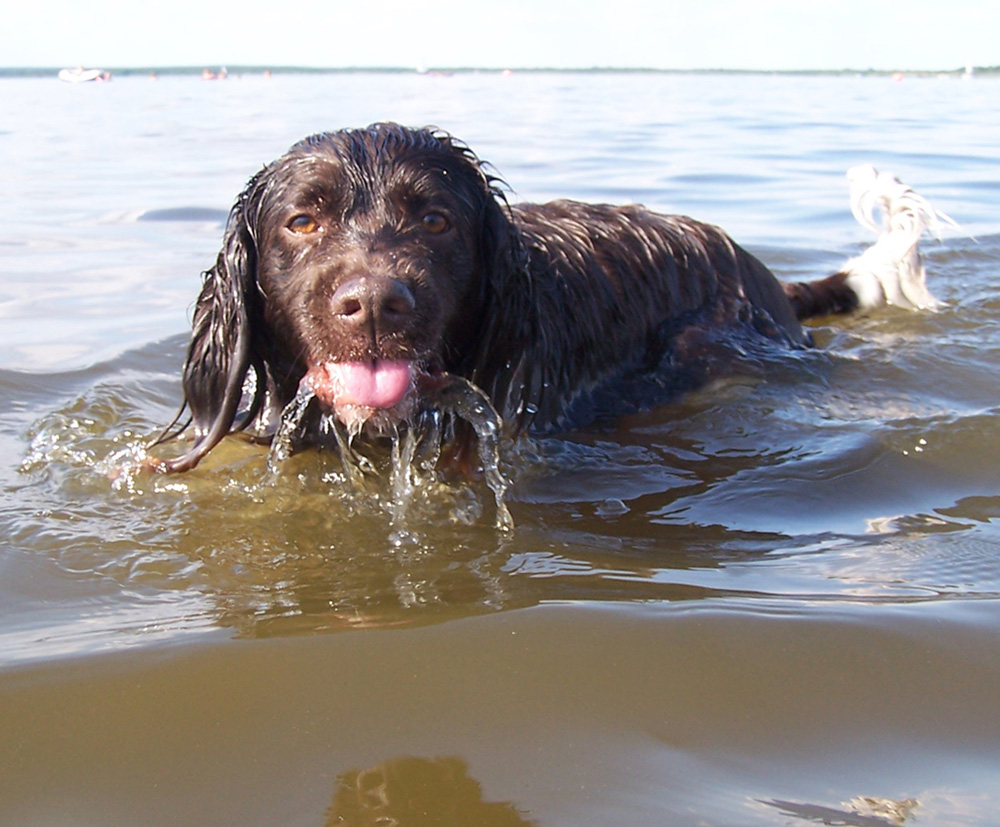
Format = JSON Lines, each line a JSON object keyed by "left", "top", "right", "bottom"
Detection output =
{"left": 249, "top": 127, "right": 509, "bottom": 429}
{"left": 169, "top": 124, "right": 523, "bottom": 471}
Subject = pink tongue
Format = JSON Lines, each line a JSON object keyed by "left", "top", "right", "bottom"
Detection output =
{"left": 327, "top": 360, "right": 413, "bottom": 408}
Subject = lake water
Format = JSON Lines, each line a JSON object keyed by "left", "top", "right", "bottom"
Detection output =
{"left": 2, "top": 71, "right": 1000, "bottom": 825}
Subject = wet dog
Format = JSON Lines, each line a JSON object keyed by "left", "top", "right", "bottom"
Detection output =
{"left": 158, "top": 123, "right": 947, "bottom": 471}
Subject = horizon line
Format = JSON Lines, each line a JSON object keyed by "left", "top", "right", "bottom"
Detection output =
{"left": 1, "top": 64, "right": 994, "bottom": 77}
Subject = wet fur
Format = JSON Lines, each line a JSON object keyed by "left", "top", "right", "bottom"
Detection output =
{"left": 160, "top": 123, "right": 873, "bottom": 471}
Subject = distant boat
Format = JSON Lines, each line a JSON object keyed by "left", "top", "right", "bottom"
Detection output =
{"left": 58, "top": 67, "right": 106, "bottom": 83}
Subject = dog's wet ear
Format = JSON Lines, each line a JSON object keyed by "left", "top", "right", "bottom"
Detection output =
{"left": 161, "top": 169, "right": 267, "bottom": 471}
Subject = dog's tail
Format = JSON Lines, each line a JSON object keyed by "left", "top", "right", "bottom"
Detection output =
{"left": 783, "top": 165, "right": 955, "bottom": 320}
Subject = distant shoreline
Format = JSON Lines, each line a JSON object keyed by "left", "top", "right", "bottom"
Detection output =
{"left": 2, "top": 64, "right": 997, "bottom": 79}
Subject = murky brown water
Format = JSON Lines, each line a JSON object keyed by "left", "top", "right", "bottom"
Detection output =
{"left": 3, "top": 72, "right": 1000, "bottom": 824}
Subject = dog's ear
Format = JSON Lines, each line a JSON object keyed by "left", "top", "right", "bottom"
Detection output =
{"left": 162, "top": 172, "right": 266, "bottom": 471}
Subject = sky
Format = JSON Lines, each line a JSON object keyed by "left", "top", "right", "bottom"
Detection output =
{"left": 3, "top": 0, "right": 997, "bottom": 72}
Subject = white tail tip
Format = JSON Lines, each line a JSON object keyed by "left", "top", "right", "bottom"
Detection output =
{"left": 843, "top": 166, "right": 954, "bottom": 312}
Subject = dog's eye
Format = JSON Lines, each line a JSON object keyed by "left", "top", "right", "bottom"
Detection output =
{"left": 421, "top": 212, "right": 449, "bottom": 234}
{"left": 287, "top": 214, "right": 318, "bottom": 234}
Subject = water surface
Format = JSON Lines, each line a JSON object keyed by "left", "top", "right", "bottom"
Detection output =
{"left": 2, "top": 71, "right": 1000, "bottom": 825}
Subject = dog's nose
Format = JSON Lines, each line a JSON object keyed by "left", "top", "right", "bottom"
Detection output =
{"left": 331, "top": 276, "right": 416, "bottom": 332}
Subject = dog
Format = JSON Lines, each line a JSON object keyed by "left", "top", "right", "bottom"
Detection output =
{"left": 156, "top": 123, "right": 948, "bottom": 473}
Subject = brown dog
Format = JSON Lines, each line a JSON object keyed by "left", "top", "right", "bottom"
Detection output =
{"left": 158, "top": 123, "right": 940, "bottom": 471}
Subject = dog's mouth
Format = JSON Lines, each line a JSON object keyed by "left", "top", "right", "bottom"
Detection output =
{"left": 303, "top": 359, "right": 419, "bottom": 431}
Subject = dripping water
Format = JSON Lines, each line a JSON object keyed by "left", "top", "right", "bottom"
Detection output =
{"left": 322, "top": 414, "right": 380, "bottom": 485}
{"left": 387, "top": 426, "right": 420, "bottom": 537}
{"left": 264, "top": 383, "right": 316, "bottom": 480}
{"left": 264, "top": 373, "right": 514, "bottom": 531}
{"left": 429, "top": 374, "right": 514, "bottom": 532}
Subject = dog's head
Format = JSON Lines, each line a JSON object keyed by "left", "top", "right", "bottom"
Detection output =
{"left": 166, "top": 123, "right": 526, "bottom": 471}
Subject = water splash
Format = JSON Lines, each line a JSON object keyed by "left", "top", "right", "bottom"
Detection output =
{"left": 426, "top": 374, "right": 514, "bottom": 532}
{"left": 264, "top": 372, "right": 514, "bottom": 531}
{"left": 387, "top": 426, "right": 421, "bottom": 540}
{"left": 264, "top": 383, "right": 317, "bottom": 480}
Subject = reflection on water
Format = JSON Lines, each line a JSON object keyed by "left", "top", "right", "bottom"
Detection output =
{"left": 760, "top": 796, "right": 918, "bottom": 827}
{"left": 326, "top": 756, "right": 535, "bottom": 827}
